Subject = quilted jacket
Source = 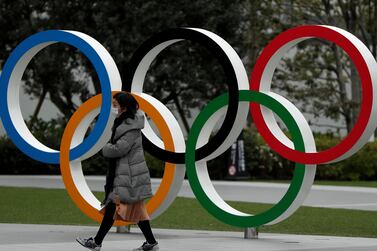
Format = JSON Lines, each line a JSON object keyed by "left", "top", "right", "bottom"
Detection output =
{"left": 101, "top": 111, "right": 152, "bottom": 205}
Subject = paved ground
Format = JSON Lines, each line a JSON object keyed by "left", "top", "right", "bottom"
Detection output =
{"left": 0, "top": 223, "right": 376, "bottom": 251}
{"left": 1, "top": 175, "right": 377, "bottom": 211}
{"left": 1, "top": 176, "right": 377, "bottom": 250}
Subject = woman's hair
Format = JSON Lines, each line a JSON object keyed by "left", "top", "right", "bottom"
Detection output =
{"left": 113, "top": 92, "right": 139, "bottom": 123}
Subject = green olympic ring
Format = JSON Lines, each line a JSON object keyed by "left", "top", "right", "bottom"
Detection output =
{"left": 186, "top": 90, "right": 306, "bottom": 227}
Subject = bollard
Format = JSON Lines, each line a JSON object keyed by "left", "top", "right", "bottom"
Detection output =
{"left": 116, "top": 225, "right": 131, "bottom": 233}
{"left": 244, "top": 227, "right": 258, "bottom": 239}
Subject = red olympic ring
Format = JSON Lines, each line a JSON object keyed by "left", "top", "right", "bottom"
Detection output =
{"left": 251, "top": 25, "right": 377, "bottom": 164}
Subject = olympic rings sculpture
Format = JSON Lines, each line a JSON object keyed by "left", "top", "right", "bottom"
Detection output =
{"left": 0, "top": 25, "right": 376, "bottom": 228}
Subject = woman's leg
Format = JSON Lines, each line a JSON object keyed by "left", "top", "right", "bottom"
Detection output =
{"left": 137, "top": 220, "right": 157, "bottom": 244}
{"left": 94, "top": 202, "right": 116, "bottom": 245}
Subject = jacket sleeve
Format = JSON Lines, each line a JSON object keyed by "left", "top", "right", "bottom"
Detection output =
{"left": 102, "top": 130, "right": 139, "bottom": 158}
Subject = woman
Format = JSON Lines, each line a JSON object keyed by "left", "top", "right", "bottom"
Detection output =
{"left": 76, "top": 92, "right": 159, "bottom": 251}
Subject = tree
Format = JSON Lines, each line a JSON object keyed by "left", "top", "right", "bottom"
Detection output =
{"left": 53, "top": 0, "right": 249, "bottom": 136}
{"left": 0, "top": 0, "right": 91, "bottom": 127}
{"left": 270, "top": 0, "right": 377, "bottom": 134}
{"left": 1, "top": 0, "right": 253, "bottom": 137}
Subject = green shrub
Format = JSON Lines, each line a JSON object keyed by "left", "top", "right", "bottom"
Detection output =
{"left": 145, "top": 151, "right": 164, "bottom": 178}
{"left": 0, "top": 135, "right": 59, "bottom": 174}
{"left": 244, "top": 129, "right": 377, "bottom": 181}
{"left": 1, "top": 116, "right": 377, "bottom": 181}
{"left": 319, "top": 140, "right": 377, "bottom": 181}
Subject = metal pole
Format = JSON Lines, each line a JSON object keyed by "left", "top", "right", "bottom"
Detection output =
{"left": 244, "top": 227, "right": 258, "bottom": 239}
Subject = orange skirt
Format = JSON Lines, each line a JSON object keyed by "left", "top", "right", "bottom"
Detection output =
{"left": 100, "top": 200, "right": 150, "bottom": 222}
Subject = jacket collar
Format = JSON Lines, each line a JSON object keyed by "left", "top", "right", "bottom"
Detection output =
{"left": 113, "top": 111, "right": 145, "bottom": 142}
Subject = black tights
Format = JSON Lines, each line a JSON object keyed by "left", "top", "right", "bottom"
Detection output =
{"left": 94, "top": 202, "right": 156, "bottom": 245}
{"left": 137, "top": 220, "right": 157, "bottom": 245}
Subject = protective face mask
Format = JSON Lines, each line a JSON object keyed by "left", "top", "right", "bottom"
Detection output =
{"left": 111, "top": 107, "right": 119, "bottom": 115}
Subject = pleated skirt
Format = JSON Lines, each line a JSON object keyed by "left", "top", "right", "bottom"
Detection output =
{"left": 100, "top": 199, "right": 150, "bottom": 222}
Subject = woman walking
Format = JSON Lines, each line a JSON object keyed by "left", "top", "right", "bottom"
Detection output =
{"left": 76, "top": 92, "right": 159, "bottom": 251}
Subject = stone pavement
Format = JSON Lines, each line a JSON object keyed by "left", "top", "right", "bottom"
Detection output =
{"left": 0, "top": 223, "right": 377, "bottom": 250}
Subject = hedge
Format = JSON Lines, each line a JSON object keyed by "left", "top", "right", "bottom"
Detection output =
{"left": 1, "top": 118, "right": 376, "bottom": 181}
